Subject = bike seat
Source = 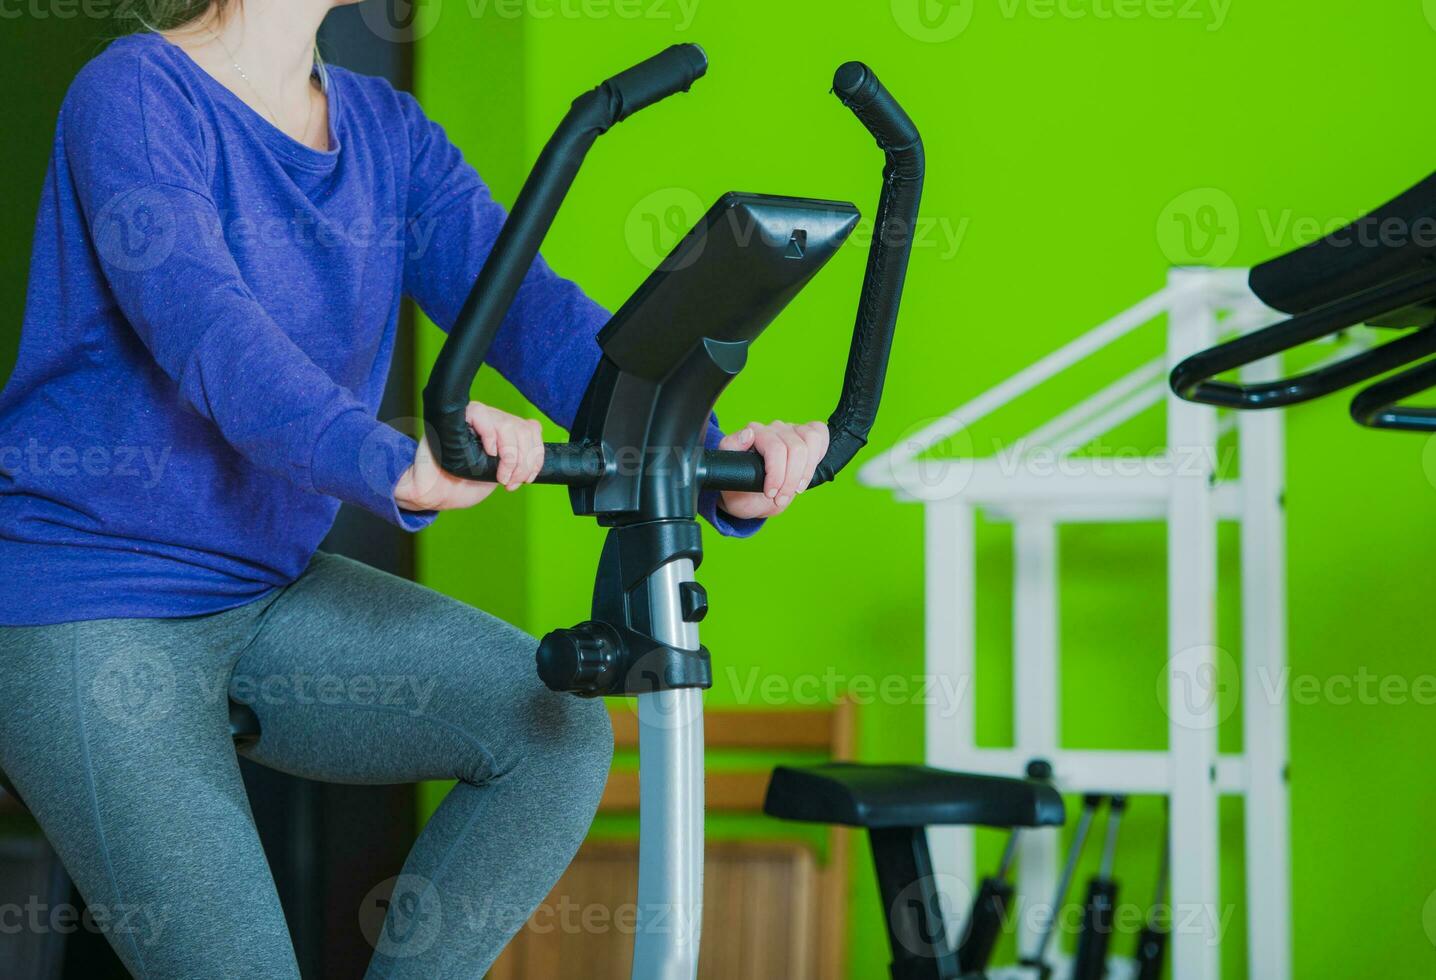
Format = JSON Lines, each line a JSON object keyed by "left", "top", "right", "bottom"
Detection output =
{"left": 764, "top": 763, "right": 1065, "bottom": 830}
{"left": 1250, "top": 170, "right": 1436, "bottom": 326}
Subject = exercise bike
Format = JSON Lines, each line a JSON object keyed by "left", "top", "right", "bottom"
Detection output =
{"left": 420, "top": 45, "right": 1064, "bottom": 979}
{"left": 1171, "top": 171, "right": 1436, "bottom": 425}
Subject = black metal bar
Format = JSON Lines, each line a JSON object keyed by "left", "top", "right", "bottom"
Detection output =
{"left": 1169, "top": 267, "right": 1436, "bottom": 409}
{"left": 1351, "top": 355, "right": 1436, "bottom": 430}
{"left": 422, "top": 45, "right": 707, "bottom": 482}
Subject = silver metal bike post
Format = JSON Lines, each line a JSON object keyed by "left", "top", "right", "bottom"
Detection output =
{"left": 631, "top": 557, "right": 705, "bottom": 980}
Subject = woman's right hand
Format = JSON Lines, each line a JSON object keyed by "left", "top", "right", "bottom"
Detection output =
{"left": 395, "top": 402, "right": 545, "bottom": 512}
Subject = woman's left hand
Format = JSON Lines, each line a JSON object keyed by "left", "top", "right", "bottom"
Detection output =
{"left": 717, "top": 421, "right": 831, "bottom": 520}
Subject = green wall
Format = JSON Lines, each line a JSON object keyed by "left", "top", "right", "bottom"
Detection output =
{"left": 415, "top": 3, "right": 1436, "bottom": 977}
{"left": 0, "top": 23, "right": 103, "bottom": 374}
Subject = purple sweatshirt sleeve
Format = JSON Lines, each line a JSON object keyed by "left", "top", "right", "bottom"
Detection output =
{"left": 63, "top": 57, "right": 428, "bottom": 531}
{"left": 399, "top": 94, "right": 763, "bottom": 537}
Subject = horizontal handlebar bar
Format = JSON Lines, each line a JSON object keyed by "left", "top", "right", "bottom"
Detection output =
{"left": 439, "top": 442, "right": 773, "bottom": 494}
{"left": 422, "top": 45, "right": 708, "bottom": 481}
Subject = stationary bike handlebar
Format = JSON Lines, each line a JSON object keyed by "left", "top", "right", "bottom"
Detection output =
{"left": 422, "top": 44, "right": 709, "bottom": 483}
{"left": 423, "top": 51, "right": 923, "bottom": 495}
{"left": 816, "top": 61, "right": 924, "bottom": 488}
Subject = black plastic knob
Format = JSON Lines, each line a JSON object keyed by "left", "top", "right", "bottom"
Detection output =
{"left": 536, "top": 621, "right": 624, "bottom": 697}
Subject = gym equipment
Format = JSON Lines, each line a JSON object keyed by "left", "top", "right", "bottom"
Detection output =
{"left": 763, "top": 764, "right": 1064, "bottom": 980}
{"left": 1170, "top": 171, "right": 1436, "bottom": 428}
{"left": 422, "top": 43, "right": 1069, "bottom": 980}
{"left": 420, "top": 41, "right": 1049, "bottom": 980}
{"left": 1071, "top": 795, "right": 1127, "bottom": 980}
{"left": 956, "top": 825, "right": 1018, "bottom": 972}
{"left": 953, "top": 759, "right": 1055, "bottom": 976}
{"left": 1132, "top": 810, "right": 1171, "bottom": 980}
{"left": 1021, "top": 793, "right": 1103, "bottom": 979}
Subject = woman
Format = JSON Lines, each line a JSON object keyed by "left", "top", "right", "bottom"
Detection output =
{"left": 0, "top": 1, "right": 830, "bottom": 976}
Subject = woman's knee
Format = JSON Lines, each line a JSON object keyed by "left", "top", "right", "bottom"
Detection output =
{"left": 519, "top": 691, "right": 614, "bottom": 795}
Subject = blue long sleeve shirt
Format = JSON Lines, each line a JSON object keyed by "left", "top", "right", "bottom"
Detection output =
{"left": 0, "top": 33, "right": 755, "bottom": 626}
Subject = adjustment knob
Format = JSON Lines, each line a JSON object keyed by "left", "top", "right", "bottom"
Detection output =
{"left": 536, "top": 621, "right": 624, "bottom": 697}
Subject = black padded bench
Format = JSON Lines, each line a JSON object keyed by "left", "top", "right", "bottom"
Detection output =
{"left": 765, "top": 763, "right": 1064, "bottom": 980}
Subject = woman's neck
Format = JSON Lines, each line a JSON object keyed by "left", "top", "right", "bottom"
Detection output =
{"left": 168, "top": 0, "right": 331, "bottom": 148}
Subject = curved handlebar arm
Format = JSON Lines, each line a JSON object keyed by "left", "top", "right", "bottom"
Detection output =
{"left": 1169, "top": 266, "right": 1436, "bottom": 409}
{"left": 1350, "top": 353, "right": 1436, "bottom": 430}
{"left": 810, "top": 62, "right": 925, "bottom": 488}
{"left": 421, "top": 45, "right": 708, "bottom": 481}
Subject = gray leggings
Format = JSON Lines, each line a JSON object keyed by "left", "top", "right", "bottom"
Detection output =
{"left": 0, "top": 551, "right": 614, "bottom": 979}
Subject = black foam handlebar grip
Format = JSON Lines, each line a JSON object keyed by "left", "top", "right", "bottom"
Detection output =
{"left": 698, "top": 450, "right": 769, "bottom": 493}
{"left": 438, "top": 442, "right": 607, "bottom": 486}
{"left": 606, "top": 44, "right": 708, "bottom": 123}
{"left": 813, "top": 62, "right": 925, "bottom": 488}
{"left": 422, "top": 47, "right": 707, "bottom": 484}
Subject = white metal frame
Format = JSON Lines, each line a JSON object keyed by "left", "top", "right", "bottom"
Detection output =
{"left": 862, "top": 268, "right": 1304, "bottom": 980}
